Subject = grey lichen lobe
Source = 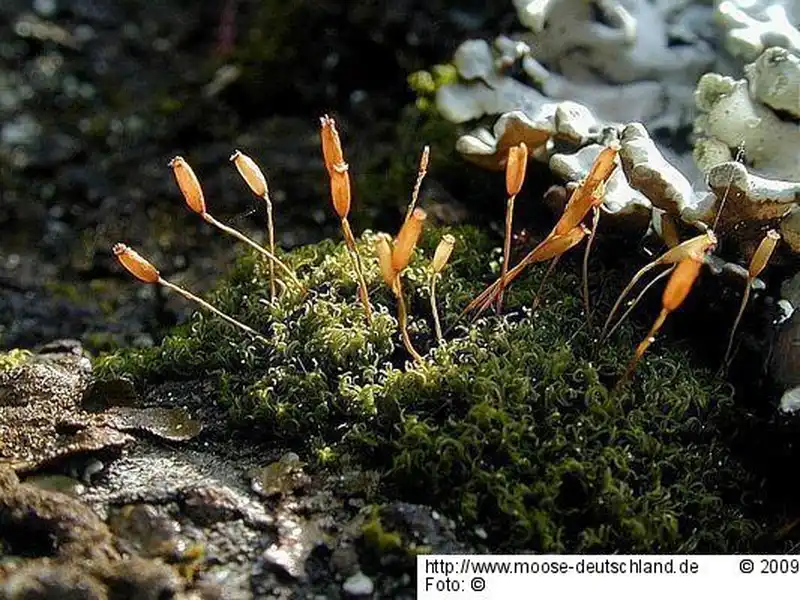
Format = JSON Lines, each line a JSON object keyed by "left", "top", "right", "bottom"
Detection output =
{"left": 442, "top": 37, "right": 800, "bottom": 258}
{"left": 437, "top": 0, "right": 714, "bottom": 140}
{"left": 704, "top": 161, "right": 800, "bottom": 253}
{"left": 706, "top": 161, "right": 800, "bottom": 212}
{"left": 618, "top": 123, "right": 697, "bottom": 218}
{"left": 745, "top": 46, "right": 800, "bottom": 117}
{"left": 715, "top": 0, "right": 800, "bottom": 61}
{"left": 436, "top": 39, "right": 558, "bottom": 125}
{"left": 513, "top": 0, "right": 713, "bottom": 84}
{"left": 455, "top": 106, "right": 601, "bottom": 170}
{"left": 694, "top": 51, "right": 800, "bottom": 181}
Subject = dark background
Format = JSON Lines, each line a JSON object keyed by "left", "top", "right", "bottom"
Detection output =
{"left": 0, "top": 0, "right": 511, "bottom": 350}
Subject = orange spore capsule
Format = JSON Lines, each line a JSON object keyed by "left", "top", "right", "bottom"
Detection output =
{"left": 505, "top": 142, "right": 528, "bottom": 197}
{"left": 392, "top": 208, "right": 426, "bottom": 273}
{"left": 375, "top": 234, "right": 396, "bottom": 288}
{"left": 330, "top": 165, "right": 351, "bottom": 219}
{"left": 169, "top": 156, "right": 206, "bottom": 215}
{"left": 113, "top": 243, "right": 160, "bottom": 284}
{"left": 662, "top": 257, "right": 703, "bottom": 312}
{"left": 320, "top": 115, "right": 346, "bottom": 174}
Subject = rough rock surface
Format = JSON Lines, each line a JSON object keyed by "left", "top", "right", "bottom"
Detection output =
{"left": 0, "top": 343, "right": 475, "bottom": 598}
{"left": 0, "top": 343, "right": 201, "bottom": 473}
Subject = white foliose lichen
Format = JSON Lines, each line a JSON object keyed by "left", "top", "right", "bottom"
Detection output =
{"left": 692, "top": 45, "right": 800, "bottom": 253}
{"left": 437, "top": 0, "right": 716, "bottom": 137}
{"left": 431, "top": 4, "right": 800, "bottom": 259}
{"left": 714, "top": 0, "right": 800, "bottom": 61}
{"left": 694, "top": 65, "right": 800, "bottom": 181}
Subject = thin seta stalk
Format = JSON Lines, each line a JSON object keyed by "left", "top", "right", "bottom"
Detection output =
{"left": 722, "top": 229, "right": 780, "bottom": 369}
{"left": 617, "top": 255, "right": 705, "bottom": 388}
{"left": 320, "top": 115, "right": 373, "bottom": 324}
{"left": 169, "top": 156, "right": 305, "bottom": 296}
{"left": 113, "top": 243, "right": 268, "bottom": 345}
{"left": 203, "top": 213, "right": 303, "bottom": 290}
{"left": 581, "top": 205, "right": 601, "bottom": 326}
{"left": 375, "top": 209, "right": 428, "bottom": 363}
{"left": 430, "top": 234, "right": 455, "bottom": 344}
{"left": 498, "top": 142, "right": 528, "bottom": 313}
{"left": 600, "top": 230, "right": 717, "bottom": 342}
{"left": 230, "top": 150, "right": 276, "bottom": 301}
{"left": 395, "top": 276, "right": 423, "bottom": 363}
{"left": 601, "top": 211, "right": 680, "bottom": 340}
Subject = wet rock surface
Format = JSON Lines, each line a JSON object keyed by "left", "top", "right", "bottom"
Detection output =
{"left": 0, "top": 465, "right": 118, "bottom": 562}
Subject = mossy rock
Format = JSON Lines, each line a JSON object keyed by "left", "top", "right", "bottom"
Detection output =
{"left": 95, "top": 226, "right": 782, "bottom": 553}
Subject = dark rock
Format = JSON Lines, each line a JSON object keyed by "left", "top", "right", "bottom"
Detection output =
{"left": 108, "top": 504, "right": 181, "bottom": 558}
{"left": 0, "top": 561, "right": 108, "bottom": 600}
{"left": 82, "top": 378, "right": 139, "bottom": 411}
{"left": 179, "top": 486, "right": 245, "bottom": 526}
{"left": 772, "top": 310, "right": 800, "bottom": 390}
{"left": 93, "top": 557, "right": 182, "bottom": 600}
{"left": 1, "top": 345, "right": 202, "bottom": 473}
{"left": 0, "top": 465, "right": 118, "bottom": 562}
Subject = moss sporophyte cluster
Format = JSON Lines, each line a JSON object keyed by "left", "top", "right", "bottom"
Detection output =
{"left": 99, "top": 116, "right": 777, "bottom": 553}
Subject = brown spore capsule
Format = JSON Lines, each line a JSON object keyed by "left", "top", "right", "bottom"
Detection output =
{"left": 320, "top": 114, "right": 346, "bottom": 174}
